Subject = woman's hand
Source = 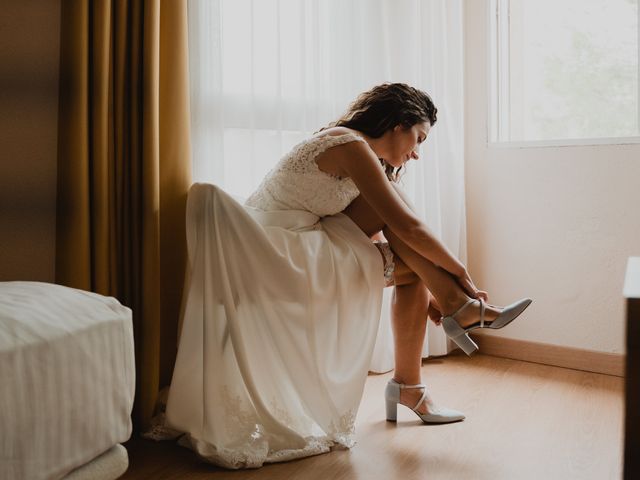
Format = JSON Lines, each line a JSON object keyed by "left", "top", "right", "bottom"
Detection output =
{"left": 456, "top": 269, "right": 488, "bottom": 302}
{"left": 427, "top": 294, "right": 443, "bottom": 326}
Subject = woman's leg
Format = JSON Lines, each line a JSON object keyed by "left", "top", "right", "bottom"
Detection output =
{"left": 344, "top": 195, "right": 502, "bottom": 414}
{"left": 393, "top": 258, "right": 466, "bottom": 414}
{"left": 391, "top": 259, "right": 428, "bottom": 387}
{"left": 343, "top": 195, "right": 501, "bottom": 327}
{"left": 390, "top": 260, "right": 434, "bottom": 414}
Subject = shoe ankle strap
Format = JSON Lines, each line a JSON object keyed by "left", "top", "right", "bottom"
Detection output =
{"left": 448, "top": 298, "right": 476, "bottom": 318}
{"left": 448, "top": 297, "right": 487, "bottom": 326}
{"left": 399, "top": 383, "right": 426, "bottom": 390}
{"left": 389, "top": 379, "right": 426, "bottom": 390}
{"left": 412, "top": 389, "right": 429, "bottom": 412}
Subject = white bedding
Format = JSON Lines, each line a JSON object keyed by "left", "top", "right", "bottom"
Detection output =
{"left": 0, "top": 281, "right": 135, "bottom": 480}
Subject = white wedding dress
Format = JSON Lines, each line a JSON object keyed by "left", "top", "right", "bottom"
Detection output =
{"left": 165, "top": 132, "right": 388, "bottom": 469}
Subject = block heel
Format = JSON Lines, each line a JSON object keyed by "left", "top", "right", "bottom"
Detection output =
{"left": 441, "top": 316, "right": 479, "bottom": 356}
{"left": 384, "top": 378, "right": 400, "bottom": 422}
{"left": 385, "top": 398, "right": 397, "bottom": 422}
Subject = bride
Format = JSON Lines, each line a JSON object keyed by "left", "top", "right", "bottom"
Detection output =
{"left": 164, "top": 83, "right": 531, "bottom": 469}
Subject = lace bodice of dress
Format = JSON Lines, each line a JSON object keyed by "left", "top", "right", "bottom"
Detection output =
{"left": 245, "top": 132, "right": 369, "bottom": 217}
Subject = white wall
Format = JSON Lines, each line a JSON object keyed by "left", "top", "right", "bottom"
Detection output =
{"left": 464, "top": 0, "right": 640, "bottom": 354}
{"left": 0, "top": 0, "right": 60, "bottom": 282}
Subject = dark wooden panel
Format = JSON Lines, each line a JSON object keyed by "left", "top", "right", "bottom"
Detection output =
{"left": 624, "top": 258, "right": 640, "bottom": 480}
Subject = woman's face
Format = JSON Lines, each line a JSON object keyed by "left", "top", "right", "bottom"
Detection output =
{"left": 382, "top": 121, "right": 431, "bottom": 168}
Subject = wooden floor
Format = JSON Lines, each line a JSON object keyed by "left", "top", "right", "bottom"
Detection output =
{"left": 122, "top": 352, "right": 624, "bottom": 480}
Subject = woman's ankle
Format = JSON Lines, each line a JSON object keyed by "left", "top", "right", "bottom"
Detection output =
{"left": 440, "top": 293, "right": 472, "bottom": 317}
{"left": 392, "top": 375, "right": 421, "bottom": 386}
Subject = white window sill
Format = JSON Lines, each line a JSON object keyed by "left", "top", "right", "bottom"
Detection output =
{"left": 488, "top": 136, "right": 640, "bottom": 149}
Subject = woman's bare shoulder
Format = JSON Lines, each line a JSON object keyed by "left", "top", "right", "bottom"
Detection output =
{"left": 312, "top": 127, "right": 371, "bottom": 178}
{"left": 313, "top": 126, "right": 361, "bottom": 138}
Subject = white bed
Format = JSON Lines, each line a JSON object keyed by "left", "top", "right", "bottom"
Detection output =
{"left": 0, "top": 281, "right": 135, "bottom": 480}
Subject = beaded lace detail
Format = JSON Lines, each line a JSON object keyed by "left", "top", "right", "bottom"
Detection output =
{"left": 245, "top": 133, "right": 369, "bottom": 217}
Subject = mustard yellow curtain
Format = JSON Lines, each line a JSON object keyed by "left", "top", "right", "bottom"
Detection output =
{"left": 56, "top": 0, "right": 191, "bottom": 429}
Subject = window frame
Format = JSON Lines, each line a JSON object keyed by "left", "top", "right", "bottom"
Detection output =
{"left": 487, "top": 0, "right": 640, "bottom": 149}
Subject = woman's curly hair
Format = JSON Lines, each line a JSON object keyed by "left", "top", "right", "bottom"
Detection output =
{"left": 321, "top": 83, "right": 437, "bottom": 182}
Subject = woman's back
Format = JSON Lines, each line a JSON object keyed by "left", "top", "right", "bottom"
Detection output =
{"left": 245, "top": 131, "right": 368, "bottom": 217}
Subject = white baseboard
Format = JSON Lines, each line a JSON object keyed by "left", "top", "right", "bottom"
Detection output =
{"left": 470, "top": 332, "right": 625, "bottom": 377}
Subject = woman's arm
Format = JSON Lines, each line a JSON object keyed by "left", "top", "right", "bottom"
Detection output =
{"left": 389, "top": 182, "right": 467, "bottom": 276}
{"left": 335, "top": 141, "right": 466, "bottom": 277}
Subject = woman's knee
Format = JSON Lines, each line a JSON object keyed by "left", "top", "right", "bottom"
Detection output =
{"left": 343, "top": 195, "right": 385, "bottom": 237}
{"left": 394, "top": 277, "right": 430, "bottom": 310}
{"left": 392, "top": 255, "right": 420, "bottom": 286}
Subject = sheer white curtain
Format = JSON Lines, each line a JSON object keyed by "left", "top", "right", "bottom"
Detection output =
{"left": 188, "top": 0, "right": 465, "bottom": 371}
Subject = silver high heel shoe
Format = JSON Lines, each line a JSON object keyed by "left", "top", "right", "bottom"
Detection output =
{"left": 441, "top": 297, "right": 532, "bottom": 356}
{"left": 385, "top": 379, "right": 465, "bottom": 424}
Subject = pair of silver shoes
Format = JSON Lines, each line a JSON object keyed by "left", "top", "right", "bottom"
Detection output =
{"left": 385, "top": 297, "right": 532, "bottom": 424}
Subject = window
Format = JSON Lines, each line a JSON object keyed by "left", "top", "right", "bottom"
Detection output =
{"left": 489, "top": 0, "right": 640, "bottom": 145}
{"left": 189, "top": 0, "right": 387, "bottom": 196}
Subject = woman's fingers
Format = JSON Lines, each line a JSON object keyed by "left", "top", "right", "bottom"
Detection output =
{"left": 427, "top": 302, "right": 442, "bottom": 322}
{"left": 455, "top": 270, "right": 477, "bottom": 297}
{"left": 458, "top": 277, "right": 478, "bottom": 299}
{"left": 426, "top": 290, "right": 442, "bottom": 325}
{"left": 456, "top": 271, "right": 488, "bottom": 302}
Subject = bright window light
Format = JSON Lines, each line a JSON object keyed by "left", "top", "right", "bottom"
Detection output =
{"left": 489, "top": 0, "right": 640, "bottom": 144}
